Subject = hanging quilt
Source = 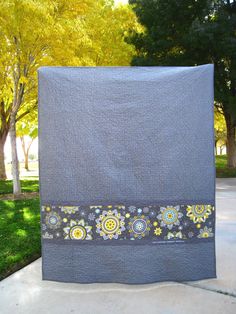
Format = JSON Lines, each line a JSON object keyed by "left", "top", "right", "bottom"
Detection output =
{"left": 38, "top": 65, "right": 216, "bottom": 283}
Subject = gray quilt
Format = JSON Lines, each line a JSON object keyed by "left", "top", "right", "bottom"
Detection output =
{"left": 38, "top": 65, "right": 216, "bottom": 284}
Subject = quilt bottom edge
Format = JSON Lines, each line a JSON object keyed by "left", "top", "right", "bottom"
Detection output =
{"left": 42, "top": 240, "right": 216, "bottom": 284}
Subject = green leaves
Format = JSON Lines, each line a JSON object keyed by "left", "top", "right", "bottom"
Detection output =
{"left": 129, "top": 0, "right": 236, "bottom": 117}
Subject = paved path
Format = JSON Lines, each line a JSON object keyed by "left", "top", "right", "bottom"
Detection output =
{"left": 0, "top": 178, "right": 236, "bottom": 314}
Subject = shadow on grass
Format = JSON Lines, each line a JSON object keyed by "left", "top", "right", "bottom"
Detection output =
{"left": 215, "top": 155, "right": 236, "bottom": 178}
{"left": 0, "top": 198, "right": 41, "bottom": 280}
{"left": 0, "top": 179, "right": 39, "bottom": 195}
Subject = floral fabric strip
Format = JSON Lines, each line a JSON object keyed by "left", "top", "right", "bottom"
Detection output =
{"left": 41, "top": 204, "right": 215, "bottom": 242}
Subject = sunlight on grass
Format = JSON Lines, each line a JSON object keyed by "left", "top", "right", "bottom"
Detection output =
{"left": 23, "top": 208, "right": 34, "bottom": 221}
{"left": 6, "top": 211, "right": 14, "bottom": 219}
{"left": 15, "top": 229, "right": 27, "bottom": 237}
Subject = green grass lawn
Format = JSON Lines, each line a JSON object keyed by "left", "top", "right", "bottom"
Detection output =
{"left": 0, "top": 198, "right": 41, "bottom": 280}
{"left": 0, "top": 178, "right": 39, "bottom": 194}
{"left": 215, "top": 155, "right": 236, "bottom": 178}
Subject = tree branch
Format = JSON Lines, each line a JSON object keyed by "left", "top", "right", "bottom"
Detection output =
{"left": 16, "top": 103, "right": 37, "bottom": 122}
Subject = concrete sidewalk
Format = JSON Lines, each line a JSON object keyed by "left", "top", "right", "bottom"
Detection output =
{"left": 0, "top": 178, "right": 236, "bottom": 314}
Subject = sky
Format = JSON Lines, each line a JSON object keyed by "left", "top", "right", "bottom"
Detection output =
{"left": 115, "top": 0, "right": 128, "bottom": 4}
{"left": 4, "top": 137, "right": 38, "bottom": 163}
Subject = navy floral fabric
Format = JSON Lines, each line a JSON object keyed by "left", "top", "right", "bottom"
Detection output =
{"left": 41, "top": 204, "right": 215, "bottom": 242}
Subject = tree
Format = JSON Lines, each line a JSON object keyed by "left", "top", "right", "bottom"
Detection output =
{"left": 0, "top": 39, "right": 12, "bottom": 180}
{"left": 0, "top": 0, "right": 54, "bottom": 191}
{"left": 0, "top": 0, "right": 138, "bottom": 194}
{"left": 47, "top": 0, "right": 138, "bottom": 67}
{"left": 0, "top": 0, "right": 99, "bottom": 193}
{"left": 215, "top": 108, "right": 227, "bottom": 155}
{"left": 17, "top": 110, "right": 38, "bottom": 171}
{"left": 128, "top": 0, "right": 236, "bottom": 167}
{"left": 79, "top": 2, "right": 139, "bottom": 66}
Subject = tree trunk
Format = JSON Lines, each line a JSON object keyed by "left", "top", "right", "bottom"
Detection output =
{"left": 9, "top": 118, "right": 21, "bottom": 194}
{"left": 225, "top": 113, "right": 236, "bottom": 168}
{"left": 20, "top": 136, "right": 29, "bottom": 171}
{"left": 25, "top": 153, "right": 29, "bottom": 171}
{"left": 220, "top": 146, "right": 223, "bottom": 155}
{"left": 20, "top": 136, "right": 34, "bottom": 171}
{"left": 0, "top": 139, "right": 7, "bottom": 180}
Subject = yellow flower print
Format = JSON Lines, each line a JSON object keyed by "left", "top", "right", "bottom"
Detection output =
{"left": 154, "top": 227, "right": 162, "bottom": 236}
{"left": 63, "top": 219, "right": 92, "bottom": 240}
{"left": 60, "top": 206, "right": 79, "bottom": 214}
{"left": 186, "top": 205, "right": 213, "bottom": 223}
{"left": 197, "top": 226, "right": 213, "bottom": 238}
{"left": 95, "top": 209, "right": 125, "bottom": 240}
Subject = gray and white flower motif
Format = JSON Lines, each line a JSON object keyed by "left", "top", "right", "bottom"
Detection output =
{"left": 80, "top": 210, "right": 86, "bottom": 217}
{"left": 188, "top": 231, "right": 194, "bottom": 238}
{"left": 128, "top": 206, "right": 136, "bottom": 213}
{"left": 42, "top": 232, "right": 53, "bottom": 239}
{"left": 88, "top": 213, "right": 96, "bottom": 221}
{"left": 42, "top": 224, "right": 47, "bottom": 231}
{"left": 167, "top": 231, "right": 183, "bottom": 240}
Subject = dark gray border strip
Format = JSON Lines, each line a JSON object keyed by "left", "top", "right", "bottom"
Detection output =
{"left": 41, "top": 200, "right": 215, "bottom": 206}
{"left": 42, "top": 237, "right": 215, "bottom": 246}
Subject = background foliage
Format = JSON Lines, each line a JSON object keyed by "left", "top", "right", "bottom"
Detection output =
{"left": 128, "top": 0, "right": 236, "bottom": 167}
